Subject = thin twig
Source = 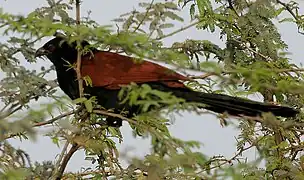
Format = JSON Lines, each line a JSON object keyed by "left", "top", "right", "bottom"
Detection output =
{"left": 93, "top": 109, "right": 137, "bottom": 124}
{"left": 276, "top": 0, "right": 304, "bottom": 35}
{"left": 227, "top": 0, "right": 239, "bottom": 17}
{"left": 155, "top": 19, "right": 202, "bottom": 40}
{"left": 201, "top": 142, "right": 258, "bottom": 173}
{"left": 4, "top": 109, "right": 80, "bottom": 140}
{"left": 189, "top": 72, "right": 218, "bottom": 79}
{"left": 0, "top": 105, "right": 23, "bottom": 120}
{"left": 232, "top": 39, "right": 273, "bottom": 61}
{"left": 133, "top": 0, "right": 155, "bottom": 32}
{"left": 33, "top": 110, "right": 75, "bottom": 127}
{"left": 75, "top": 0, "right": 83, "bottom": 98}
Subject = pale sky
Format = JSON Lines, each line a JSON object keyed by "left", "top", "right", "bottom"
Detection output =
{"left": 0, "top": 0, "right": 303, "bottom": 173}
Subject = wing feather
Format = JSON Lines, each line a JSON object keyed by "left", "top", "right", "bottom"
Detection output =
{"left": 81, "top": 52, "right": 190, "bottom": 89}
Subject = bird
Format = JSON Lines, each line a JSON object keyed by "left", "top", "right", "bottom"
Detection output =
{"left": 34, "top": 33, "right": 299, "bottom": 127}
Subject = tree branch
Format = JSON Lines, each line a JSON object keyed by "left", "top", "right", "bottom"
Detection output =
{"left": 55, "top": 143, "right": 80, "bottom": 180}
{"left": 52, "top": 141, "right": 70, "bottom": 179}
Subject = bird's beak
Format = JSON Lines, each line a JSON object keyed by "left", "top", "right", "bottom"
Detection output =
{"left": 34, "top": 47, "right": 48, "bottom": 58}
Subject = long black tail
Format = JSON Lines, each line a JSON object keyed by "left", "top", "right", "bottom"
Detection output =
{"left": 179, "top": 91, "right": 298, "bottom": 118}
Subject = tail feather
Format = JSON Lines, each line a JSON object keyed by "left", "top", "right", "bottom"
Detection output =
{"left": 181, "top": 91, "right": 298, "bottom": 118}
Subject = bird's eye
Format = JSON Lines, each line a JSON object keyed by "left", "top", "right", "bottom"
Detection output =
{"left": 47, "top": 44, "right": 56, "bottom": 52}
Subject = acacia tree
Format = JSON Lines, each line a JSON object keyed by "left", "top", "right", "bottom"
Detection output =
{"left": 0, "top": 0, "right": 304, "bottom": 179}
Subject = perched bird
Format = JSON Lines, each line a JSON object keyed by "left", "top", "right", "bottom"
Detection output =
{"left": 35, "top": 34, "right": 299, "bottom": 127}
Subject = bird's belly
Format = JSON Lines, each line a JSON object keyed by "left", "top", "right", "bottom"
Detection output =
{"left": 57, "top": 79, "right": 79, "bottom": 100}
{"left": 86, "top": 87, "right": 121, "bottom": 109}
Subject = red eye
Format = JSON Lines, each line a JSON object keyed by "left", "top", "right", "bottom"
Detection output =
{"left": 48, "top": 44, "right": 56, "bottom": 52}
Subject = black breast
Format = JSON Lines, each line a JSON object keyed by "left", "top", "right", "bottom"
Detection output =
{"left": 55, "top": 67, "right": 80, "bottom": 100}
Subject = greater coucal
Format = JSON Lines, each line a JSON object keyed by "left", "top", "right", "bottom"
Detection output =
{"left": 34, "top": 34, "right": 298, "bottom": 127}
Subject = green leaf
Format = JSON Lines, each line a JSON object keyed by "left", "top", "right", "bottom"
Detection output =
{"left": 279, "top": 18, "right": 295, "bottom": 23}
{"left": 196, "top": 0, "right": 212, "bottom": 16}
{"left": 2, "top": 168, "right": 30, "bottom": 180}
{"left": 84, "top": 99, "right": 93, "bottom": 112}
{"left": 83, "top": 75, "right": 93, "bottom": 87}
{"left": 164, "top": 2, "right": 178, "bottom": 10}
{"left": 190, "top": 4, "right": 196, "bottom": 19}
{"left": 163, "top": 11, "right": 184, "bottom": 22}
{"left": 51, "top": 136, "right": 60, "bottom": 147}
{"left": 72, "top": 97, "right": 87, "bottom": 104}
{"left": 108, "top": 127, "right": 120, "bottom": 137}
{"left": 159, "top": 23, "right": 174, "bottom": 29}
